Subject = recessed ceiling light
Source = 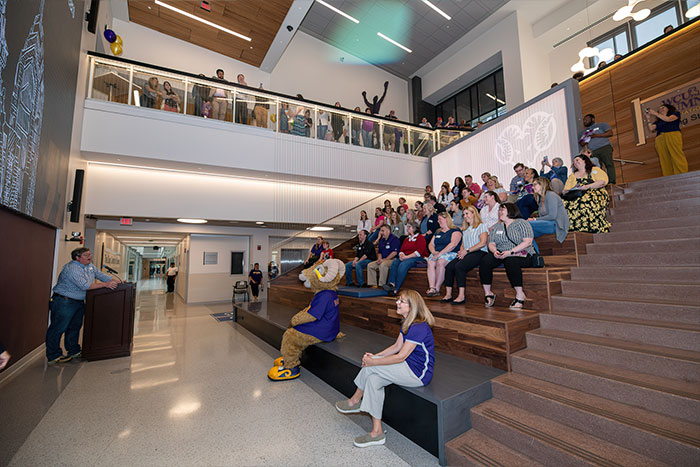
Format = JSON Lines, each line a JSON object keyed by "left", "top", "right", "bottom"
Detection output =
{"left": 255, "top": 221, "right": 265, "bottom": 225}
{"left": 377, "top": 32, "right": 412, "bottom": 53}
{"left": 154, "top": 0, "right": 252, "bottom": 41}
{"left": 310, "top": 226, "right": 334, "bottom": 231}
{"left": 421, "top": 0, "right": 451, "bottom": 20}
{"left": 177, "top": 218, "right": 207, "bottom": 224}
{"left": 316, "top": 0, "right": 360, "bottom": 24}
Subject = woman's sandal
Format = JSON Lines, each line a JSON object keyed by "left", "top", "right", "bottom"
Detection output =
{"left": 509, "top": 298, "right": 527, "bottom": 310}
{"left": 426, "top": 289, "right": 440, "bottom": 297}
{"left": 484, "top": 295, "right": 496, "bottom": 307}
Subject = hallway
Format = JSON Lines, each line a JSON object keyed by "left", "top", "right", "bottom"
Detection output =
{"left": 2, "top": 279, "right": 437, "bottom": 466}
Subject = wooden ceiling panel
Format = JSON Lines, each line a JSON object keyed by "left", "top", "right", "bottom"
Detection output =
{"left": 127, "top": 0, "right": 293, "bottom": 67}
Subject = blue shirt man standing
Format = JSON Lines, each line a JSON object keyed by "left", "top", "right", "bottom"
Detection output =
{"left": 47, "top": 248, "right": 120, "bottom": 363}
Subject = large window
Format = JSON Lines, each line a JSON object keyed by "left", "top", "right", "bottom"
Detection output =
{"left": 589, "top": 0, "right": 694, "bottom": 62}
{"left": 435, "top": 69, "right": 505, "bottom": 127}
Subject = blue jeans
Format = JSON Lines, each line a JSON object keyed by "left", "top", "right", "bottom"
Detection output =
{"left": 517, "top": 194, "right": 538, "bottom": 219}
{"left": 368, "top": 229, "right": 380, "bottom": 243}
{"left": 352, "top": 129, "right": 361, "bottom": 145}
{"left": 528, "top": 219, "right": 556, "bottom": 253}
{"left": 46, "top": 295, "right": 85, "bottom": 360}
{"left": 318, "top": 124, "right": 328, "bottom": 140}
{"left": 387, "top": 256, "right": 426, "bottom": 291}
{"left": 362, "top": 129, "right": 373, "bottom": 148}
{"left": 346, "top": 259, "right": 372, "bottom": 286}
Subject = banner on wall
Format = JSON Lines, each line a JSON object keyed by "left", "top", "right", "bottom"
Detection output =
{"left": 632, "top": 78, "right": 700, "bottom": 145}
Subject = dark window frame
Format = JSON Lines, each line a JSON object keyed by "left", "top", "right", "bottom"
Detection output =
{"left": 435, "top": 68, "right": 505, "bottom": 126}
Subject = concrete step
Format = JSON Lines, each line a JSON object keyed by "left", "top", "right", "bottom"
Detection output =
{"left": 471, "top": 399, "right": 663, "bottom": 466}
{"left": 525, "top": 328, "right": 700, "bottom": 382}
{"left": 491, "top": 373, "right": 700, "bottom": 464}
{"left": 560, "top": 280, "right": 700, "bottom": 305}
{"left": 445, "top": 429, "right": 540, "bottom": 467}
{"left": 609, "top": 206, "right": 700, "bottom": 223}
{"left": 539, "top": 312, "right": 700, "bottom": 352}
{"left": 550, "top": 295, "right": 700, "bottom": 325}
{"left": 570, "top": 265, "right": 700, "bottom": 284}
{"left": 615, "top": 195, "right": 700, "bottom": 210}
{"left": 594, "top": 225, "right": 700, "bottom": 243}
{"left": 585, "top": 237, "right": 700, "bottom": 255}
{"left": 511, "top": 349, "right": 700, "bottom": 424}
{"left": 578, "top": 251, "right": 700, "bottom": 267}
{"left": 610, "top": 215, "right": 700, "bottom": 232}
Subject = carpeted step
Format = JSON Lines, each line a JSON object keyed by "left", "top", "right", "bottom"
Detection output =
{"left": 550, "top": 295, "right": 700, "bottom": 325}
{"left": 585, "top": 237, "right": 700, "bottom": 254}
{"left": 560, "top": 280, "right": 700, "bottom": 304}
{"left": 539, "top": 312, "right": 700, "bottom": 351}
{"left": 491, "top": 373, "right": 700, "bottom": 464}
{"left": 593, "top": 225, "right": 699, "bottom": 243}
{"left": 625, "top": 171, "right": 700, "bottom": 189}
{"left": 445, "top": 429, "right": 540, "bottom": 467}
{"left": 615, "top": 195, "right": 700, "bottom": 210}
{"left": 511, "top": 349, "right": 700, "bottom": 424}
{"left": 570, "top": 265, "right": 700, "bottom": 284}
{"left": 578, "top": 251, "right": 700, "bottom": 267}
{"left": 525, "top": 328, "right": 700, "bottom": 382}
{"left": 470, "top": 399, "right": 663, "bottom": 466}
{"left": 609, "top": 205, "right": 700, "bottom": 223}
{"left": 610, "top": 215, "right": 700, "bottom": 232}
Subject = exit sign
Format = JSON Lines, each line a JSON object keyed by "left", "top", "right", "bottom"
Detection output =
{"left": 120, "top": 218, "right": 133, "bottom": 225}
{"left": 200, "top": 1, "right": 210, "bottom": 12}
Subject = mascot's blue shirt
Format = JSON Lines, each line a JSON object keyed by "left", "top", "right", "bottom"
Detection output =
{"left": 294, "top": 289, "right": 340, "bottom": 342}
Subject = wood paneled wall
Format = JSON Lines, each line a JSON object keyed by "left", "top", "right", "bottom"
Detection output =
{"left": 580, "top": 20, "right": 700, "bottom": 183}
{"left": 0, "top": 207, "right": 56, "bottom": 370}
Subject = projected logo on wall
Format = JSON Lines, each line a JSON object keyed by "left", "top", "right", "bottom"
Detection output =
{"left": 0, "top": 0, "right": 81, "bottom": 226}
{"left": 495, "top": 112, "right": 557, "bottom": 165}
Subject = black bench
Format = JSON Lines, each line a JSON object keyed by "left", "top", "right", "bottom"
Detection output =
{"left": 233, "top": 301, "right": 503, "bottom": 466}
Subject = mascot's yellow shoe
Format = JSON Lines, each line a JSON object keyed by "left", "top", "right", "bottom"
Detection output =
{"left": 273, "top": 357, "right": 284, "bottom": 367}
{"left": 268, "top": 365, "right": 300, "bottom": 381}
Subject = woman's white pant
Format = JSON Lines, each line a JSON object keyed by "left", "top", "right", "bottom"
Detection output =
{"left": 354, "top": 362, "right": 423, "bottom": 420}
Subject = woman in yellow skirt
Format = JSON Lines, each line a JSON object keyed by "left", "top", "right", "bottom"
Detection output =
{"left": 646, "top": 104, "right": 688, "bottom": 176}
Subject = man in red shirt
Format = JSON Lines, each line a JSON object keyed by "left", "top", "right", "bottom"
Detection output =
{"left": 382, "top": 223, "right": 428, "bottom": 295}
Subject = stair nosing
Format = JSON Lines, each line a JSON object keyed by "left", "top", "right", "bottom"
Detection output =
{"left": 551, "top": 294, "right": 700, "bottom": 310}
{"left": 497, "top": 374, "right": 700, "bottom": 448}
{"left": 545, "top": 311, "right": 700, "bottom": 332}
{"left": 516, "top": 350, "right": 700, "bottom": 400}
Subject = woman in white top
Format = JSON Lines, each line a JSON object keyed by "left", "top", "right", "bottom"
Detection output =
{"left": 479, "top": 191, "right": 500, "bottom": 231}
{"left": 441, "top": 206, "right": 489, "bottom": 304}
{"left": 478, "top": 176, "right": 507, "bottom": 207}
{"left": 357, "top": 210, "right": 371, "bottom": 234}
{"left": 437, "top": 184, "right": 454, "bottom": 207}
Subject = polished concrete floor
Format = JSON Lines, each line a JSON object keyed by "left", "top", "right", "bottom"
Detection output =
{"left": 1, "top": 279, "right": 438, "bottom": 467}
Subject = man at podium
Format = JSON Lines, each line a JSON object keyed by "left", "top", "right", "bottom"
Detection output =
{"left": 46, "top": 248, "right": 120, "bottom": 364}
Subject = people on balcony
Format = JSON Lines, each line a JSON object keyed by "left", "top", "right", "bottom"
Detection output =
{"left": 362, "top": 108, "right": 374, "bottom": 148}
{"left": 351, "top": 107, "right": 362, "bottom": 145}
{"left": 210, "top": 69, "right": 228, "bottom": 121}
{"left": 140, "top": 77, "right": 163, "bottom": 109}
{"left": 162, "top": 81, "right": 180, "bottom": 113}
{"left": 235, "top": 73, "right": 249, "bottom": 125}
{"left": 331, "top": 102, "right": 346, "bottom": 143}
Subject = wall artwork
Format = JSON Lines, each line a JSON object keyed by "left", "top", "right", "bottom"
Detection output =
{"left": 0, "top": 0, "right": 83, "bottom": 227}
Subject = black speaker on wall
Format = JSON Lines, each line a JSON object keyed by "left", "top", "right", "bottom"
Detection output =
{"left": 85, "top": 0, "right": 100, "bottom": 34}
{"left": 69, "top": 169, "right": 85, "bottom": 223}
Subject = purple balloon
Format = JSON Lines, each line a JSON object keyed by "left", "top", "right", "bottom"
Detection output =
{"left": 104, "top": 28, "right": 116, "bottom": 43}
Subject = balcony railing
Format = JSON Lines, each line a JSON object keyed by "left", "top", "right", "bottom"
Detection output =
{"left": 86, "top": 52, "right": 471, "bottom": 157}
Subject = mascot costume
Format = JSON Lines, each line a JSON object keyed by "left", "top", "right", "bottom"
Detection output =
{"left": 267, "top": 258, "right": 345, "bottom": 381}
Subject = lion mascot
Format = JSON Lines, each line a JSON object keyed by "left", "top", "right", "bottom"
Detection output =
{"left": 267, "top": 258, "right": 345, "bottom": 381}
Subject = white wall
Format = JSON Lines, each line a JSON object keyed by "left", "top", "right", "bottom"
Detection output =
{"left": 270, "top": 31, "right": 410, "bottom": 119}
{"left": 187, "top": 234, "right": 249, "bottom": 303}
{"left": 174, "top": 236, "right": 189, "bottom": 300}
{"left": 94, "top": 232, "right": 129, "bottom": 278}
{"left": 81, "top": 100, "right": 430, "bottom": 190}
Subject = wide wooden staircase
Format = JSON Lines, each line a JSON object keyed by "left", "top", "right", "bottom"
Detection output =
{"left": 445, "top": 171, "right": 700, "bottom": 465}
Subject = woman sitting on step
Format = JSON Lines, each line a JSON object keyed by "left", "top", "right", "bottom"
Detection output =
{"left": 441, "top": 206, "right": 489, "bottom": 305}
{"left": 335, "top": 290, "right": 435, "bottom": 448}
{"left": 479, "top": 203, "right": 536, "bottom": 310}
{"left": 425, "top": 212, "right": 462, "bottom": 297}
{"left": 528, "top": 177, "right": 570, "bottom": 251}
{"left": 562, "top": 153, "right": 610, "bottom": 233}
{"left": 383, "top": 222, "right": 428, "bottom": 296}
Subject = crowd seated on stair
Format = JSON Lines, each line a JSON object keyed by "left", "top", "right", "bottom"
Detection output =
{"left": 425, "top": 212, "right": 463, "bottom": 297}
{"left": 383, "top": 222, "right": 428, "bottom": 295}
{"left": 562, "top": 153, "right": 611, "bottom": 233}
{"left": 366, "top": 225, "right": 401, "bottom": 288}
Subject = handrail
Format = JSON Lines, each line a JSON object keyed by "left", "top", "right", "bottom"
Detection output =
{"left": 87, "top": 51, "right": 430, "bottom": 131}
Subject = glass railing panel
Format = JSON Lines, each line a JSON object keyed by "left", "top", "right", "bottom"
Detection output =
{"left": 91, "top": 61, "right": 131, "bottom": 104}
{"left": 381, "top": 121, "right": 408, "bottom": 154}
{"left": 359, "top": 116, "right": 379, "bottom": 149}
{"left": 410, "top": 128, "right": 434, "bottom": 157}
{"left": 131, "top": 68, "right": 187, "bottom": 115}
{"left": 437, "top": 128, "right": 462, "bottom": 149}
{"left": 185, "top": 78, "right": 215, "bottom": 118}
{"left": 287, "top": 101, "right": 314, "bottom": 138}
{"left": 325, "top": 110, "right": 350, "bottom": 144}
{"left": 236, "top": 91, "right": 278, "bottom": 131}
{"left": 349, "top": 115, "right": 363, "bottom": 147}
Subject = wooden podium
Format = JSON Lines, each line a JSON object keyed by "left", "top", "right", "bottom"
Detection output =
{"left": 83, "top": 283, "right": 136, "bottom": 361}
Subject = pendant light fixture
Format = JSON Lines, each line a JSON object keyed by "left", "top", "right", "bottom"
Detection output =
{"left": 613, "top": 0, "right": 651, "bottom": 22}
{"left": 570, "top": 0, "right": 614, "bottom": 74}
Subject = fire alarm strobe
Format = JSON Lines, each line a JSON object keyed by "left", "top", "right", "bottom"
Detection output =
{"left": 200, "top": 1, "right": 210, "bottom": 12}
